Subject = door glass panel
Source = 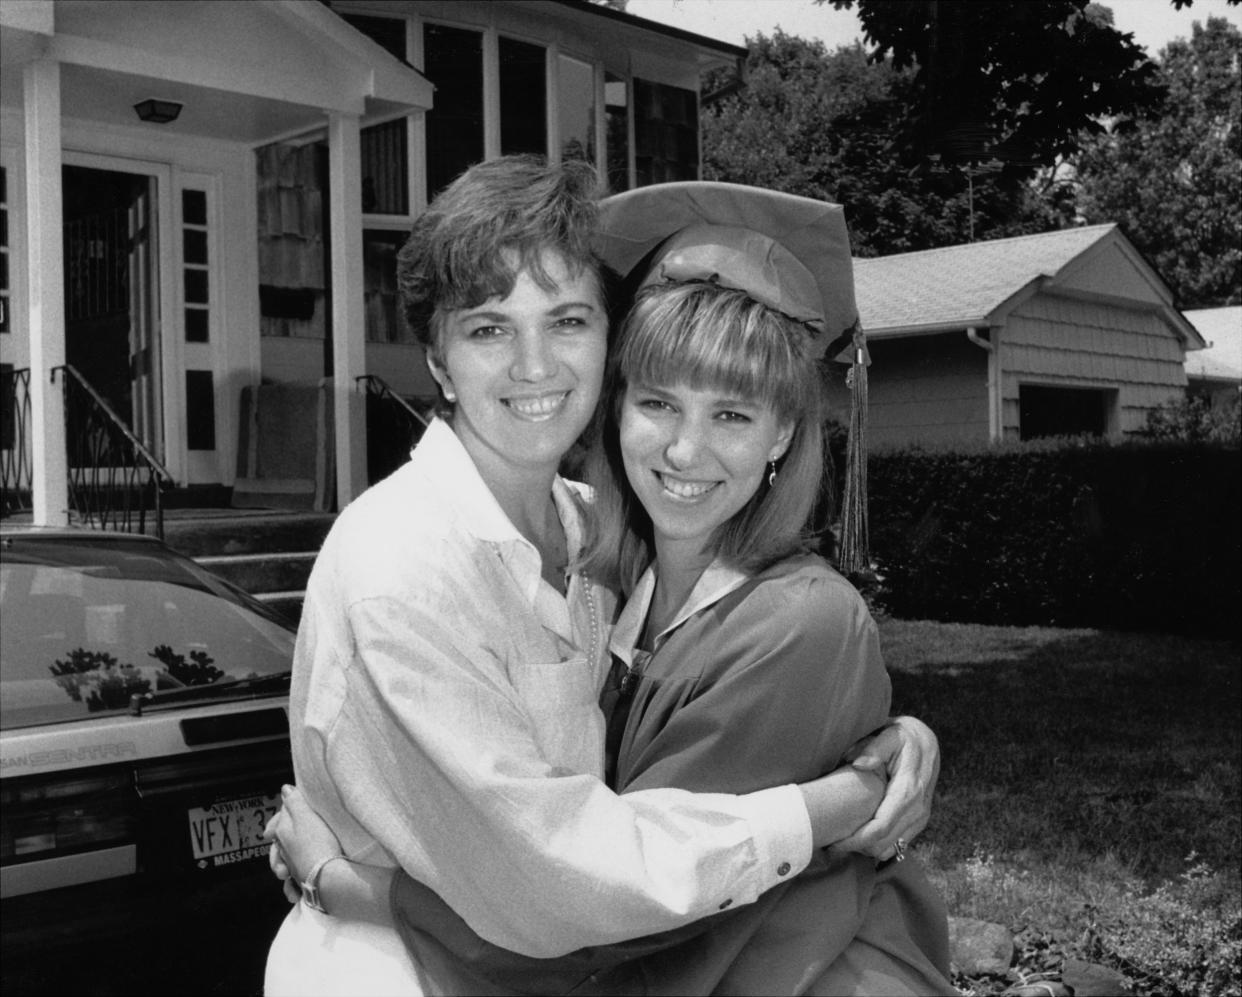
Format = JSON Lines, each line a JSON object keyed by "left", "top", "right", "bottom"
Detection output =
{"left": 181, "top": 186, "right": 211, "bottom": 347}
{"left": 1, "top": 166, "right": 9, "bottom": 334}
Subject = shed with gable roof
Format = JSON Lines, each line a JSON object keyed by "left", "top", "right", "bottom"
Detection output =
{"left": 844, "top": 225, "right": 1206, "bottom": 445}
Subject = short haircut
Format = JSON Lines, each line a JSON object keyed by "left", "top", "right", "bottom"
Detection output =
{"left": 396, "top": 154, "right": 604, "bottom": 367}
{"left": 579, "top": 281, "right": 833, "bottom": 594}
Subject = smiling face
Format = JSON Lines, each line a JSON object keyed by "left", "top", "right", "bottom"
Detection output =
{"left": 620, "top": 380, "right": 793, "bottom": 567}
{"left": 429, "top": 250, "right": 607, "bottom": 490}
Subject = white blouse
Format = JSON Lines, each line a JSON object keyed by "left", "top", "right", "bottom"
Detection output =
{"left": 287, "top": 419, "right": 812, "bottom": 960}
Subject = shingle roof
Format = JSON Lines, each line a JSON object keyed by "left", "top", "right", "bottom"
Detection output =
{"left": 1184, "top": 307, "right": 1242, "bottom": 383}
{"left": 853, "top": 224, "right": 1117, "bottom": 335}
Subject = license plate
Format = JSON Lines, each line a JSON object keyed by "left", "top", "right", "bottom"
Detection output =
{"left": 187, "top": 793, "right": 280, "bottom": 869}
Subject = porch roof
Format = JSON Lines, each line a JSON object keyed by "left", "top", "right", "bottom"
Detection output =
{"left": 550, "top": 0, "right": 748, "bottom": 64}
{"left": 0, "top": 0, "right": 433, "bottom": 146}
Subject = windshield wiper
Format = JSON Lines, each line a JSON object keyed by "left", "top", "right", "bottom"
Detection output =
{"left": 128, "top": 672, "right": 292, "bottom": 716}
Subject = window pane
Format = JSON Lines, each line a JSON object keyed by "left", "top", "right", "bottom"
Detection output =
{"left": 362, "top": 118, "right": 409, "bottom": 215}
{"left": 499, "top": 37, "right": 547, "bottom": 156}
{"left": 605, "top": 73, "right": 629, "bottom": 193}
{"left": 1019, "top": 385, "right": 1113, "bottom": 440}
{"left": 424, "top": 24, "right": 484, "bottom": 201}
{"left": 363, "top": 230, "right": 414, "bottom": 345}
{"left": 182, "top": 189, "right": 206, "bottom": 226}
{"left": 185, "top": 370, "right": 216, "bottom": 450}
{"left": 255, "top": 142, "right": 326, "bottom": 340}
{"left": 185, "top": 308, "right": 208, "bottom": 343}
{"left": 183, "top": 229, "right": 207, "bottom": 265}
{"left": 634, "top": 79, "right": 698, "bottom": 185}
{"left": 184, "top": 269, "right": 208, "bottom": 305}
{"left": 558, "top": 55, "right": 595, "bottom": 165}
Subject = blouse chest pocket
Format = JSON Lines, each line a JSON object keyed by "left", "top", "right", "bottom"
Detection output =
{"left": 507, "top": 654, "right": 605, "bottom": 777}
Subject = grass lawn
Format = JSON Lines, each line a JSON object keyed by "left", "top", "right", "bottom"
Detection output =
{"left": 878, "top": 618, "right": 1241, "bottom": 996}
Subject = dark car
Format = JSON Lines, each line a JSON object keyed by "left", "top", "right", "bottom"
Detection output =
{"left": 1, "top": 529, "right": 297, "bottom": 996}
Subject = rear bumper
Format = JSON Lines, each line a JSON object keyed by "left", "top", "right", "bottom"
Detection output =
{"left": 1, "top": 865, "right": 291, "bottom": 995}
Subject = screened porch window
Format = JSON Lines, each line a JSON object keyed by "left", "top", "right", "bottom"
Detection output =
{"left": 362, "top": 230, "right": 415, "bottom": 345}
{"left": 634, "top": 79, "right": 698, "bottom": 185}
{"left": 605, "top": 73, "right": 630, "bottom": 193}
{"left": 500, "top": 37, "right": 547, "bottom": 156}
{"left": 342, "top": 13, "right": 412, "bottom": 216}
{"left": 425, "top": 24, "right": 484, "bottom": 201}
{"left": 361, "top": 119, "right": 409, "bottom": 216}
{"left": 558, "top": 55, "right": 596, "bottom": 165}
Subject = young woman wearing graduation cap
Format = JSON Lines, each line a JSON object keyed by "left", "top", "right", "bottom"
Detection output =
{"left": 264, "top": 166, "right": 950, "bottom": 996}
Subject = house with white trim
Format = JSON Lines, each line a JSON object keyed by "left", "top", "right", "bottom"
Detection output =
{"left": 845, "top": 225, "right": 1207, "bottom": 445}
{"left": 0, "top": 0, "right": 743, "bottom": 522}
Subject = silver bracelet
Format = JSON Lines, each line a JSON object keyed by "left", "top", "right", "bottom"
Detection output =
{"left": 300, "top": 855, "right": 340, "bottom": 915}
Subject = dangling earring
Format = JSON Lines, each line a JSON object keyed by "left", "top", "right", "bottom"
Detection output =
{"left": 767, "top": 460, "right": 778, "bottom": 487}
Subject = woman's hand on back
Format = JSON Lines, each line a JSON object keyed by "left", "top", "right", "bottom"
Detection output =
{"left": 834, "top": 716, "right": 939, "bottom": 860}
{"left": 263, "top": 784, "right": 344, "bottom": 903}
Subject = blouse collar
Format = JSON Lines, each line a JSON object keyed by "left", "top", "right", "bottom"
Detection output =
{"left": 415, "top": 419, "right": 588, "bottom": 635}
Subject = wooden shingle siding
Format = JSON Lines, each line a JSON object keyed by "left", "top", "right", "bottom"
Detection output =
{"left": 998, "top": 296, "right": 1186, "bottom": 437}
{"left": 1057, "top": 243, "right": 1166, "bottom": 307}
{"left": 866, "top": 334, "right": 989, "bottom": 446}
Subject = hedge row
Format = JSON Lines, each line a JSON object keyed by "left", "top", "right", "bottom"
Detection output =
{"left": 863, "top": 439, "right": 1242, "bottom": 638}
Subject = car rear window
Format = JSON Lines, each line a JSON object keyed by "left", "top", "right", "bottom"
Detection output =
{"left": 1, "top": 537, "right": 295, "bottom": 730}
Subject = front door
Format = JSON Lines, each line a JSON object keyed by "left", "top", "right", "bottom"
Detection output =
{"left": 62, "top": 164, "right": 163, "bottom": 459}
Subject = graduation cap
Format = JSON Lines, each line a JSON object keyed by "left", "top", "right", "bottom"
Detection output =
{"left": 595, "top": 181, "right": 864, "bottom": 363}
{"left": 596, "top": 181, "right": 872, "bottom": 574}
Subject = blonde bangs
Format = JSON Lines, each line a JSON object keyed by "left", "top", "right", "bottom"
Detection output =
{"left": 616, "top": 283, "right": 809, "bottom": 420}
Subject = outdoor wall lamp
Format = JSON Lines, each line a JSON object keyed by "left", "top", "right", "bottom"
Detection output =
{"left": 133, "top": 99, "right": 183, "bottom": 124}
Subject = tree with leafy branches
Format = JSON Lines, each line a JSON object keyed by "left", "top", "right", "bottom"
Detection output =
{"left": 825, "top": 0, "right": 1166, "bottom": 172}
{"left": 1073, "top": 16, "right": 1242, "bottom": 307}
{"left": 702, "top": 31, "right": 1078, "bottom": 254}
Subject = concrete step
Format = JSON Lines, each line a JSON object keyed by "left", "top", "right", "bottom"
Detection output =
{"left": 160, "top": 510, "right": 334, "bottom": 630}
{"left": 196, "top": 551, "right": 317, "bottom": 595}
{"left": 162, "top": 511, "right": 335, "bottom": 559}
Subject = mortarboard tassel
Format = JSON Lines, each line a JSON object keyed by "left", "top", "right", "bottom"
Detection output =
{"left": 838, "top": 324, "right": 870, "bottom": 577}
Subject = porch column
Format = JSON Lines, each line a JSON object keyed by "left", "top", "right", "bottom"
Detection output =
{"left": 24, "top": 59, "right": 68, "bottom": 526}
{"left": 327, "top": 112, "right": 367, "bottom": 507}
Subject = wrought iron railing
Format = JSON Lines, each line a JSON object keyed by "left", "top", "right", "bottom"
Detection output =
{"left": 55, "top": 364, "right": 174, "bottom": 539}
{"left": 356, "top": 374, "right": 432, "bottom": 484}
{"left": 1, "top": 366, "right": 33, "bottom": 515}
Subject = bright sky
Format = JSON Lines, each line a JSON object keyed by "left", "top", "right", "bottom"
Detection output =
{"left": 624, "top": 0, "right": 1242, "bottom": 58}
